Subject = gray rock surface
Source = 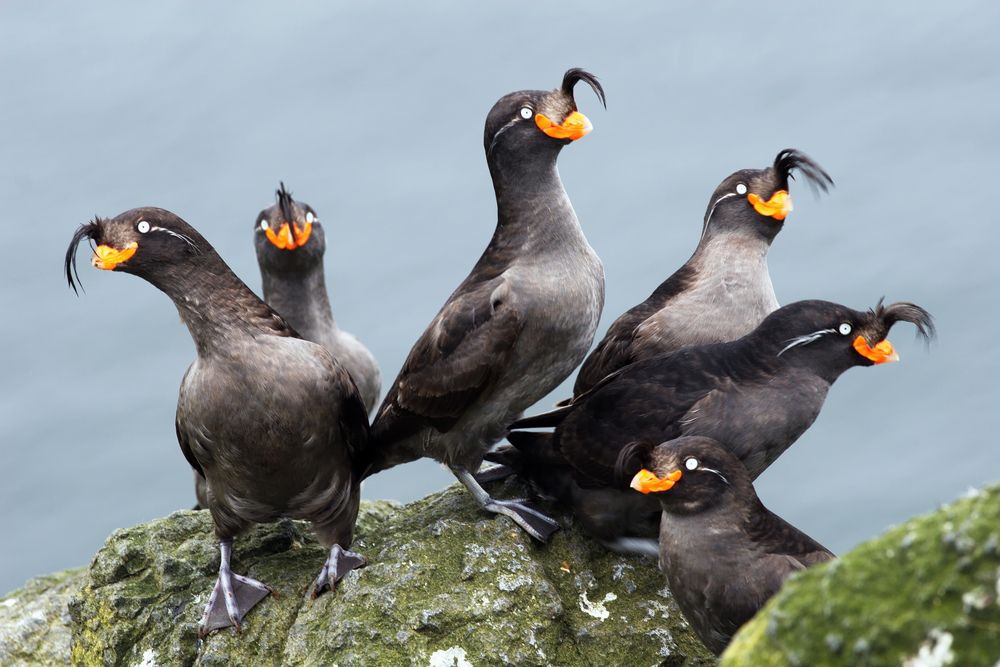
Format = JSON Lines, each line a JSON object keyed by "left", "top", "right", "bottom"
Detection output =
{"left": 2, "top": 479, "right": 713, "bottom": 666}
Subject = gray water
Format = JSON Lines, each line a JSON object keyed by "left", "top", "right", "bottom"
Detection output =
{"left": 1, "top": 1, "right": 998, "bottom": 594}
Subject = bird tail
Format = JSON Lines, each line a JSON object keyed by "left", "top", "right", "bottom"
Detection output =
{"left": 492, "top": 431, "right": 575, "bottom": 503}
{"left": 508, "top": 404, "right": 574, "bottom": 430}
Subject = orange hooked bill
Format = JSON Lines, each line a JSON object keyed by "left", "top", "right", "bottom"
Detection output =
{"left": 748, "top": 190, "right": 793, "bottom": 221}
{"left": 535, "top": 110, "right": 593, "bottom": 141}
{"left": 853, "top": 335, "right": 899, "bottom": 364}
{"left": 630, "top": 468, "right": 682, "bottom": 494}
{"left": 92, "top": 242, "right": 138, "bottom": 270}
{"left": 265, "top": 220, "right": 312, "bottom": 250}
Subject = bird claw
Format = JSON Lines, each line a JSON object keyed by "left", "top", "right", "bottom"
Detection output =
{"left": 198, "top": 571, "right": 271, "bottom": 638}
{"left": 484, "top": 498, "right": 561, "bottom": 542}
{"left": 311, "top": 544, "right": 367, "bottom": 598}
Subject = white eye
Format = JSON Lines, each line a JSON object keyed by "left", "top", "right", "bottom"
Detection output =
{"left": 684, "top": 457, "right": 699, "bottom": 471}
{"left": 260, "top": 220, "right": 269, "bottom": 231}
{"left": 839, "top": 323, "right": 852, "bottom": 336}
{"left": 305, "top": 212, "right": 314, "bottom": 224}
{"left": 735, "top": 183, "right": 748, "bottom": 195}
{"left": 137, "top": 220, "right": 150, "bottom": 234}
{"left": 519, "top": 107, "right": 533, "bottom": 120}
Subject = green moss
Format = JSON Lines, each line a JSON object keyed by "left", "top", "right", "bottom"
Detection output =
{"left": 722, "top": 484, "right": 1000, "bottom": 667}
{"left": 0, "top": 478, "right": 710, "bottom": 665}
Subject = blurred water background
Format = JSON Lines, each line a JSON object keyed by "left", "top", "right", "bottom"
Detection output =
{"left": 1, "top": 1, "right": 998, "bottom": 593}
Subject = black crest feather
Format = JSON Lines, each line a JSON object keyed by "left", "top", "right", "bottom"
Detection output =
{"left": 871, "top": 298, "right": 936, "bottom": 341}
{"left": 276, "top": 182, "right": 295, "bottom": 223}
{"left": 614, "top": 441, "right": 655, "bottom": 487}
{"left": 561, "top": 68, "right": 606, "bottom": 109}
{"left": 64, "top": 217, "right": 101, "bottom": 296}
{"left": 773, "top": 149, "right": 834, "bottom": 195}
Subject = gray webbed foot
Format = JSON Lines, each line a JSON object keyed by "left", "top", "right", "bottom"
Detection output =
{"left": 452, "top": 464, "right": 560, "bottom": 542}
{"left": 484, "top": 497, "right": 561, "bottom": 542}
{"left": 311, "top": 544, "right": 367, "bottom": 599}
{"left": 198, "top": 540, "right": 271, "bottom": 637}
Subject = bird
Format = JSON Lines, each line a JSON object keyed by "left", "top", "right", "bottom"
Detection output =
{"left": 254, "top": 182, "right": 381, "bottom": 413}
{"left": 569, "top": 149, "right": 833, "bottom": 400}
{"left": 626, "top": 436, "right": 834, "bottom": 655}
{"left": 65, "top": 208, "right": 370, "bottom": 637}
{"left": 364, "top": 68, "right": 607, "bottom": 542}
{"left": 502, "top": 299, "right": 934, "bottom": 554}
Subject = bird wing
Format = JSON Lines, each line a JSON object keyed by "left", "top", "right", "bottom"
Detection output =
{"left": 572, "top": 264, "right": 697, "bottom": 397}
{"left": 373, "top": 277, "right": 524, "bottom": 443}
{"left": 175, "top": 414, "right": 205, "bottom": 478}
{"left": 555, "top": 349, "right": 716, "bottom": 487}
{"left": 747, "top": 506, "right": 836, "bottom": 566}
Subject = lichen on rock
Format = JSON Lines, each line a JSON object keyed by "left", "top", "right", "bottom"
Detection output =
{"left": 721, "top": 484, "right": 1000, "bottom": 667}
{"left": 3, "top": 478, "right": 714, "bottom": 666}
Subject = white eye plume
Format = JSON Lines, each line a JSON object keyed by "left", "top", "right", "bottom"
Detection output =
{"left": 305, "top": 212, "right": 315, "bottom": 224}
{"left": 839, "top": 323, "right": 853, "bottom": 336}
{"left": 777, "top": 328, "right": 837, "bottom": 356}
{"left": 735, "top": 183, "right": 748, "bottom": 195}
{"left": 260, "top": 220, "right": 269, "bottom": 231}
{"left": 684, "top": 457, "right": 699, "bottom": 471}
{"left": 137, "top": 221, "right": 150, "bottom": 234}
{"left": 519, "top": 107, "right": 533, "bottom": 120}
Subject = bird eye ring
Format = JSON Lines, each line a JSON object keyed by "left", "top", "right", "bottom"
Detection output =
{"left": 137, "top": 220, "right": 150, "bottom": 234}
{"left": 735, "top": 183, "right": 748, "bottom": 195}
{"left": 839, "top": 323, "right": 852, "bottom": 335}
{"left": 305, "top": 212, "right": 315, "bottom": 224}
{"left": 684, "top": 457, "right": 699, "bottom": 471}
{"left": 519, "top": 107, "right": 533, "bottom": 120}
{"left": 260, "top": 220, "right": 269, "bottom": 231}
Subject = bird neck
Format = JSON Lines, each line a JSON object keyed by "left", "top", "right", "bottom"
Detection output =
{"left": 147, "top": 250, "right": 293, "bottom": 358}
{"left": 489, "top": 156, "right": 583, "bottom": 250}
{"left": 260, "top": 262, "right": 337, "bottom": 341}
{"left": 692, "top": 229, "right": 772, "bottom": 266}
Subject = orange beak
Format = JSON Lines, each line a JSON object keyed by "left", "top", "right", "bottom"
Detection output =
{"left": 535, "top": 110, "right": 593, "bottom": 141}
{"left": 91, "top": 242, "right": 138, "bottom": 270}
{"left": 265, "top": 220, "right": 312, "bottom": 250}
{"left": 852, "top": 335, "right": 899, "bottom": 364}
{"left": 748, "top": 190, "right": 793, "bottom": 221}
{"left": 630, "top": 468, "right": 682, "bottom": 494}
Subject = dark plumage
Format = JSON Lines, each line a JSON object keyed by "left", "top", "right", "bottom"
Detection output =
{"left": 65, "top": 208, "right": 370, "bottom": 636}
{"left": 503, "top": 299, "right": 934, "bottom": 552}
{"left": 570, "top": 149, "right": 833, "bottom": 399}
{"left": 627, "top": 436, "right": 834, "bottom": 655}
{"left": 365, "top": 69, "right": 606, "bottom": 541}
{"left": 253, "top": 182, "right": 381, "bottom": 413}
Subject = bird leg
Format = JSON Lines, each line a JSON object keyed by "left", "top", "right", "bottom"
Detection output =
{"left": 601, "top": 537, "right": 660, "bottom": 558}
{"left": 451, "top": 465, "right": 560, "bottom": 542}
{"left": 311, "top": 544, "right": 367, "bottom": 598}
{"left": 198, "top": 539, "right": 272, "bottom": 637}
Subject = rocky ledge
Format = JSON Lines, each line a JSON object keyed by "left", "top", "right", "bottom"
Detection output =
{"left": 722, "top": 483, "right": 1000, "bottom": 666}
{"left": 0, "top": 478, "right": 713, "bottom": 666}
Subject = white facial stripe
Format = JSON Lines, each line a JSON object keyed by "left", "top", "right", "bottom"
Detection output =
{"left": 487, "top": 117, "right": 519, "bottom": 156}
{"left": 150, "top": 226, "right": 197, "bottom": 249}
{"left": 776, "top": 328, "right": 837, "bottom": 356}
{"left": 701, "top": 466, "right": 729, "bottom": 485}
{"left": 702, "top": 192, "right": 738, "bottom": 233}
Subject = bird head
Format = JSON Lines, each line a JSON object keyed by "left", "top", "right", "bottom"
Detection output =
{"left": 483, "top": 68, "right": 605, "bottom": 163}
{"left": 761, "top": 299, "right": 935, "bottom": 380}
{"left": 620, "top": 437, "right": 747, "bottom": 514}
{"left": 701, "top": 149, "right": 833, "bottom": 242}
{"left": 254, "top": 182, "right": 325, "bottom": 273}
{"left": 65, "top": 207, "right": 206, "bottom": 294}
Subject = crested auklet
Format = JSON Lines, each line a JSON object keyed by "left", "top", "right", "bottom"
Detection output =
{"left": 365, "top": 69, "right": 607, "bottom": 541}
{"left": 65, "top": 208, "right": 370, "bottom": 636}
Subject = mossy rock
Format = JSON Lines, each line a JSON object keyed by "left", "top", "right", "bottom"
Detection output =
{"left": 4, "top": 478, "right": 713, "bottom": 666}
{"left": 722, "top": 484, "right": 1000, "bottom": 667}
